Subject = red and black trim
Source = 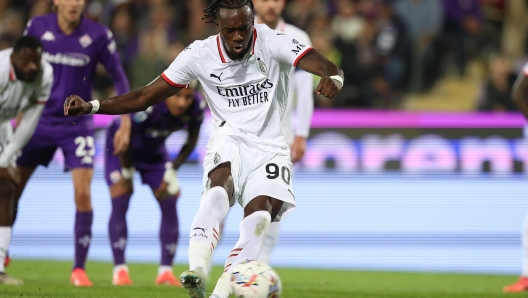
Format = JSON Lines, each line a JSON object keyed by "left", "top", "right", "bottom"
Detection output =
{"left": 161, "top": 73, "right": 189, "bottom": 88}
{"left": 9, "top": 66, "right": 16, "bottom": 81}
{"left": 216, "top": 28, "right": 258, "bottom": 63}
{"left": 293, "top": 47, "right": 314, "bottom": 67}
{"left": 216, "top": 35, "right": 227, "bottom": 63}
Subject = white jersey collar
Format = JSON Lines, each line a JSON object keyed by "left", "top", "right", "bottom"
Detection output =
{"left": 216, "top": 27, "right": 257, "bottom": 63}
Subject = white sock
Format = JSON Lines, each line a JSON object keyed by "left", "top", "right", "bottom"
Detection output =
{"left": 257, "top": 221, "right": 280, "bottom": 264}
{"left": 113, "top": 264, "right": 129, "bottom": 275}
{"left": 158, "top": 265, "right": 172, "bottom": 275}
{"left": 0, "top": 227, "right": 12, "bottom": 273}
{"left": 188, "top": 187, "right": 229, "bottom": 274}
{"left": 207, "top": 219, "right": 225, "bottom": 279}
{"left": 213, "top": 211, "right": 271, "bottom": 298}
{"left": 522, "top": 212, "right": 528, "bottom": 277}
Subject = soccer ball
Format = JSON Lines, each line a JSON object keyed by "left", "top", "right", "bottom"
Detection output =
{"left": 230, "top": 260, "right": 282, "bottom": 298}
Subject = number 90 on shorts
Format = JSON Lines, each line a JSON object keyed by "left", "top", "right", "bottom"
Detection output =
{"left": 240, "top": 154, "right": 296, "bottom": 216}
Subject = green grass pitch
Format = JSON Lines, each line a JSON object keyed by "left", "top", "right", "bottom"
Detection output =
{"left": 0, "top": 260, "right": 519, "bottom": 297}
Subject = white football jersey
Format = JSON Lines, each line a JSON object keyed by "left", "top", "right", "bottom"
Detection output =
{"left": 273, "top": 19, "right": 313, "bottom": 145}
{"left": 0, "top": 48, "right": 53, "bottom": 123}
{"left": 162, "top": 24, "right": 313, "bottom": 151}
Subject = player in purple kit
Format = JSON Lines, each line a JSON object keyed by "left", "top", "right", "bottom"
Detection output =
{"left": 105, "top": 83, "right": 204, "bottom": 286}
{"left": 14, "top": 0, "right": 130, "bottom": 286}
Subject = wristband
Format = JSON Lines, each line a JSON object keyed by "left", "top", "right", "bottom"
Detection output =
{"left": 163, "top": 162, "right": 179, "bottom": 195}
{"left": 121, "top": 167, "right": 135, "bottom": 180}
{"left": 329, "top": 75, "right": 344, "bottom": 88}
{"left": 89, "top": 100, "right": 100, "bottom": 114}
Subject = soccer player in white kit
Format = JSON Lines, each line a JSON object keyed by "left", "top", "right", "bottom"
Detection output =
{"left": 253, "top": 0, "right": 314, "bottom": 265}
{"left": 503, "top": 62, "right": 528, "bottom": 292}
{"left": 0, "top": 36, "right": 53, "bottom": 285}
{"left": 63, "top": 1, "right": 343, "bottom": 297}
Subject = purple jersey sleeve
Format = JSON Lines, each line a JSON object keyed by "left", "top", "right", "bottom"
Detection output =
{"left": 98, "top": 29, "right": 130, "bottom": 95}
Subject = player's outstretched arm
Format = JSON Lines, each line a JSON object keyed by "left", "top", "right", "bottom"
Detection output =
{"left": 295, "top": 49, "right": 343, "bottom": 99}
{"left": 64, "top": 77, "right": 182, "bottom": 116}
{"left": 512, "top": 72, "right": 528, "bottom": 119}
{"left": 170, "top": 125, "right": 201, "bottom": 170}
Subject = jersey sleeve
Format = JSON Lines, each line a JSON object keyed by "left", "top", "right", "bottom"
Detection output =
{"left": 32, "top": 63, "right": 54, "bottom": 104}
{"left": 161, "top": 43, "right": 199, "bottom": 88}
{"left": 98, "top": 28, "right": 130, "bottom": 95}
{"left": 266, "top": 31, "right": 313, "bottom": 67}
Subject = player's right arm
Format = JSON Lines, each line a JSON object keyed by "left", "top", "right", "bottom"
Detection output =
{"left": 64, "top": 77, "right": 182, "bottom": 116}
{"left": 512, "top": 65, "right": 528, "bottom": 119}
{"left": 65, "top": 43, "right": 197, "bottom": 116}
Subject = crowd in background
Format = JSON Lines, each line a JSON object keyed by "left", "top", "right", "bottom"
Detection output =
{"left": 0, "top": 0, "right": 525, "bottom": 110}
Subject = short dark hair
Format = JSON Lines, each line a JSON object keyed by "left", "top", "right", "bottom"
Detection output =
{"left": 13, "top": 35, "right": 43, "bottom": 53}
{"left": 203, "top": 0, "right": 254, "bottom": 23}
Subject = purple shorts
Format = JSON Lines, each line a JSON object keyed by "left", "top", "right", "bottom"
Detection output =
{"left": 17, "top": 120, "right": 95, "bottom": 171}
{"left": 104, "top": 128, "right": 169, "bottom": 190}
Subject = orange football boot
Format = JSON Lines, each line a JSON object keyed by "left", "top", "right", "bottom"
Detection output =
{"left": 156, "top": 271, "right": 182, "bottom": 286}
{"left": 4, "top": 255, "right": 10, "bottom": 267}
{"left": 112, "top": 269, "right": 133, "bottom": 286}
{"left": 70, "top": 268, "right": 93, "bottom": 287}
{"left": 504, "top": 277, "right": 528, "bottom": 293}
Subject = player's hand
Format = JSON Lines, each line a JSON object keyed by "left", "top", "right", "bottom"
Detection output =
{"left": 155, "top": 181, "right": 181, "bottom": 201}
{"left": 0, "top": 166, "right": 20, "bottom": 184}
{"left": 110, "top": 177, "right": 133, "bottom": 198}
{"left": 315, "top": 75, "right": 342, "bottom": 99}
{"left": 290, "top": 136, "right": 307, "bottom": 163}
{"left": 113, "top": 124, "right": 131, "bottom": 155}
{"left": 64, "top": 95, "right": 92, "bottom": 116}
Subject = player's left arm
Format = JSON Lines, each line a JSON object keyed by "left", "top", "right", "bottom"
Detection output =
{"left": 295, "top": 50, "right": 343, "bottom": 99}
{"left": 0, "top": 104, "right": 44, "bottom": 178}
{"left": 268, "top": 31, "right": 343, "bottom": 99}
{"left": 290, "top": 69, "right": 313, "bottom": 162}
{"left": 99, "top": 29, "right": 130, "bottom": 96}
{"left": 156, "top": 117, "right": 202, "bottom": 199}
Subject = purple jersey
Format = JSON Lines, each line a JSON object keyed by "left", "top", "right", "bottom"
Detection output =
{"left": 108, "top": 94, "right": 205, "bottom": 162}
{"left": 24, "top": 13, "right": 130, "bottom": 125}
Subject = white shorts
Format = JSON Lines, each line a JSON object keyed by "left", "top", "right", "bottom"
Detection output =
{"left": 202, "top": 133, "right": 296, "bottom": 222}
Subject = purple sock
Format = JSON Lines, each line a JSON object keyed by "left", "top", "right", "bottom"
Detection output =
{"left": 108, "top": 194, "right": 131, "bottom": 266}
{"left": 74, "top": 210, "right": 93, "bottom": 269}
{"left": 159, "top": 196, "right": 179, "bottom": 266}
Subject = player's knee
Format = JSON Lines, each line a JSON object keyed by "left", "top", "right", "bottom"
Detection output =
{"left": 201, "top": 186, "right": 230, "bottom": 217}
{"left": 248, "top": 210, "right": 272, "bottom": 235}
{"left": 110, "top": 182, "right": 133, "bottom": 198}
{"left": 74, "top": 189, "right": 92, "bottom": 211}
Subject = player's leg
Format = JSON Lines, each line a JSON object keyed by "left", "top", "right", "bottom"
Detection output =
{"left": 211, "top": 196, "right": 279, "bottom": 298}
{"left": 59, "top": 128, "right": 96, "bottom": 286}
{"left": 71, "top": 168, "right": 94, "bottom": 276}
{"left": 10, "top": 122, "right": 56, "bottom": 269}
{"left": 105, "top": 144, "right": 133, "bottom": 286}
{"left": 503, "top": 212, "right": 528, "bottom": 292}
{"left": 180, "top": 162, "right": 233, "bottom": 298}
{"left": 0, "top": 176, "right": 22, "bottom": 285}
{"left": 211, "top": 152, "right": 295, "bottom": 298}
{"left": 257, "top": 221, "right": 280, "bottom": 264}
{"left": 140, "top": 161, "right": 181, "bottom": 286}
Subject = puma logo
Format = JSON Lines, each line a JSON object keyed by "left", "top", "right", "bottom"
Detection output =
{"left": 210, "top": 72, "right": 223, "bottom": 82}
{"left": 193, "top": 227, "right": 207, "bottom": 233}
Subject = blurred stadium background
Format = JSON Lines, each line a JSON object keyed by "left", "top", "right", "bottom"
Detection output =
{"left": 2, "top": 0, "right": 528, "bottom": 278}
